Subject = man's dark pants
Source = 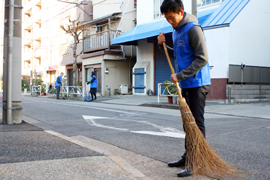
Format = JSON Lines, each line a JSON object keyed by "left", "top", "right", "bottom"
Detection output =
{"left": 182, "top": 85, "right": 210, "bottom": 156}
{"left": 56, "top": 86, "right": 60, "bottom": 99}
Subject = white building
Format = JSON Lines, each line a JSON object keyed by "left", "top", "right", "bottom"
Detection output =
{"left": 81, "top": 0, "right": 137, "bottom": 96}
{"left": 21, "top": 0, "right": 92, "bottom": 90}
{"left": 112, "top": 0, "right": 270, "bottom": 100}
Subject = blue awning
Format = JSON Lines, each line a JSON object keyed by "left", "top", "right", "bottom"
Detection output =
{"left": 111, "top": 9, "right": 215, "bottom": 46}
{"left": 111, "top": 0, "right": 250, "bottom": 45}
{"left": 111, "top": 19, "right": 173, "bottom": 45}
{"left": 202, "top": 0, "right": 250, "bottom": 30}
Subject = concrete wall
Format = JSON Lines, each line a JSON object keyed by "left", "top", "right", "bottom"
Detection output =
{"left": 204, "top": 27, "right": 230, "bottom": 79}
{"left": 203, "top": 0, "right": 270, "bottom": 79}
{"left": 137, "top": 0, "right": 153, "bottom": 25}
{"left": 137, "top": 0, "right": 191, "bottom": 25}
{"left": 226, "top": 84, "right": 270, "bottom": 103}
{"left": 93, "top": 0, "right": 136, "bottom": 33}
{"left": 93, "top": 0, "right": 122, "bottom": 17}
{"left": 229, "top": 0, "right": 270, "bottom": 67}
{"left": 103, "top": 59, "right": 134, "bottom": 96}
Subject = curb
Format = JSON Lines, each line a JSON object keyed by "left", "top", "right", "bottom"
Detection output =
{"left": 45, "top": 130, "right": 148, "bottom": 179}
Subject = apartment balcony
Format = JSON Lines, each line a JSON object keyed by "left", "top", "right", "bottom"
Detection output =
{"left": 83, "top": 30, "right": 121, "bottom": 53}
{"left": 24, "top": 39, "right": 32, "bottom": 48}
{"left": 24, "top": 23, "right": 33, "bottom": 33}
{"left": 34, "top": 0, "right": 42, "bottom": 9}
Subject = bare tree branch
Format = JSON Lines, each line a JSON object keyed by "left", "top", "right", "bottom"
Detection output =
{"left": 77, "top": 31, "right": 82, "bottom": 37}
{"left": 76, "top": 49, "right": 84, "bottom": 57}
{"left": 60, "top": 25, "right": 72, "bottom": 35}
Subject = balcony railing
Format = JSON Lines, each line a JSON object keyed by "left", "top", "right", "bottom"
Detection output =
{"left": 83, "top": 30, "right": 121, "bottom": 52}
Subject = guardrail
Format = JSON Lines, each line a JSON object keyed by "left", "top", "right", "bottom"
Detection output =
{"left": 157, "top": 83, "right": 178, "bottom": 103}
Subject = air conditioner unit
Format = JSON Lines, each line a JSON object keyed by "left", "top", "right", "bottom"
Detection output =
{"left": 120, "top": 84, "right": 128, "bottom": 95}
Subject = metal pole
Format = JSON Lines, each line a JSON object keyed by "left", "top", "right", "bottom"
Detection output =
{"left": 228, "top": 86, "right": 231, "bottom": 104}
{"left": 7, "top": 0, "right": 14, "bottom": 124}
{"left": 192, "top": 0, "right": 197, "bottom": 17}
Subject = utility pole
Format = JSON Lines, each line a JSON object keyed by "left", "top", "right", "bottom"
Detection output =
{"left": 192, "top": 0, "right": 197, "bottom": 17}
{"left": 3, "top": 0, "right": 23, "bottom": 124}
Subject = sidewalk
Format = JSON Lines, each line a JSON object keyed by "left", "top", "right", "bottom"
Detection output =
{"left": 22, "top": 92, "right": 225, "bottom": 108}
{"left": 0, "top": 118, "right": 154, "bottom": 180}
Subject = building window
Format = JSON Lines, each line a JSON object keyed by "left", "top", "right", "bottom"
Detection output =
{"left": 197, "top": 0, "right": 225, "bottom": 8}
{"left": 154, "top": 0, "right": 164, "bottom": 19}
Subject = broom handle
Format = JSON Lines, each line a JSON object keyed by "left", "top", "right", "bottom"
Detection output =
{"left": 163, "top": 43, "right": 182, "bottom": 99}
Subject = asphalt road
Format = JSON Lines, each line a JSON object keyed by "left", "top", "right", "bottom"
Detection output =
{"left": 13, "top": 97, "right": 270, "bottom": 179}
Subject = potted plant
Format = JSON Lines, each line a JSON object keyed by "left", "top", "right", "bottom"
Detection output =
{"left": 41, "top": 84, "right": 46, "bottom": 96}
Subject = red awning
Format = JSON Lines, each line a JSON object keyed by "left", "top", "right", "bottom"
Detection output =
{"left": 47, "top": 65, "right": 58, "bottom": 71}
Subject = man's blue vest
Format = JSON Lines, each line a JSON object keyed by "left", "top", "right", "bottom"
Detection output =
{"left": 55, "top": 75, "right": 62, "bottom": 86}
{"left": 91, "top": 75, "right": 97, "bottom": 88}
{"left": 172, "top": 22, "right": 211, "bottom": 89}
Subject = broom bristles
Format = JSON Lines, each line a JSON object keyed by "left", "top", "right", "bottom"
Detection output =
{"left": 178, "top": 98, "right": 250, "bottom": 179}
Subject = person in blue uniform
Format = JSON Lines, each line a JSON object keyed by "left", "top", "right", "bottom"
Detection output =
{"left": 157, "top": 0, "right": 211, "bottom": 177}
{"left": 87, "top": 71, "right": 97, "bottom": 101}
{"left": 55, "top": 72, "right": 64, "bottom": 99}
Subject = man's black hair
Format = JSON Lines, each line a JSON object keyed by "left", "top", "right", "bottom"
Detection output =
{"left": 160, "top": 0, "right": 184, "bottom": 14}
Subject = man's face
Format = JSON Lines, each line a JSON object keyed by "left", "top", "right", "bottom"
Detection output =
{"left": 164, "top": 10, "right": 184, "bottom": 28}
{"left": 61, "top": 73, "right": 64, "bottom": 77}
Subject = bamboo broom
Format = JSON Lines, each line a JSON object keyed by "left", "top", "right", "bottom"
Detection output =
{"left": 163, "top": 43, "right": 249, "bottom": 178}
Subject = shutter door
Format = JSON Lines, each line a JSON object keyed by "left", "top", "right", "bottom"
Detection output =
{"left": 154, "top": 44, "right": 175, "bottom": 95}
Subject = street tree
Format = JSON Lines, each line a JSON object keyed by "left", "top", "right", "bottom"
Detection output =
{"left": 60, "top": 15, "right": 83, "bottom": 86}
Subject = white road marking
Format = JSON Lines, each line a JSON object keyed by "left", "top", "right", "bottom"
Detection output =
{"left": 131, "top": 131, "right": 185, "bottom": 138}
{"left": 82, "top": 115, "right": 185, "bottom": 138}
{"left": 83, "top": 116, "right": 129, "bottom": 131}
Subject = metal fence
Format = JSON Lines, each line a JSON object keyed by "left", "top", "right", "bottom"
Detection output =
{"left": 31, "top": 85, "right": 42, "bottom": 96}
{"left": 60, "top": 86, "right": 83, "bottom": 97}
{"left": 229, "top": 64, "right": 270, "bottom": 84}
{"left": 157, "top": 83, "right": 178, "bottom": 103}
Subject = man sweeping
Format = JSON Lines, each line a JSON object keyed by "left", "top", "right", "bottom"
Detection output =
{"left": 157, "top": 0, "right": 211, "bottom": 177}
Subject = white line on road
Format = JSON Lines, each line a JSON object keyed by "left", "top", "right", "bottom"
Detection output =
{"left": 82, "top": 115, "right": 185, "bottom": 138}
{"left": 83, "top": 116, "right": 129, "bottom": 131}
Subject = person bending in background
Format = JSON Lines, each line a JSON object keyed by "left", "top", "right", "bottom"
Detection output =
{"left": 87, "top": 71, "right": 97, "bottom": 101}
{"left": 157, "top": 0, "right": 211, "bottom": 177}
{"left": 55, "top": 72, "right": 64, "bottom": 99}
